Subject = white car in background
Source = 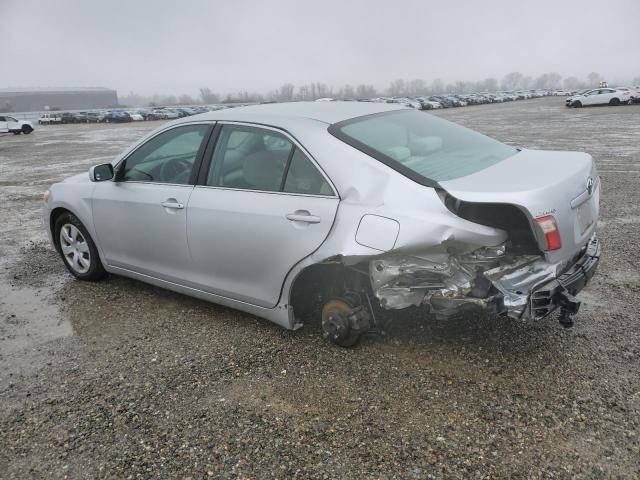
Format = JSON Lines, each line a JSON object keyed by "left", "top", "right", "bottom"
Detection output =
{"left": 127, "top": 112, "right": 144, "bottom": 121}
{"left": 566, "top": 88, "right": 631, "bottom": 107}
{"left": 424, "top": 100, "right": 443, "bottom": 109}
{"left": 0, "top": 115, "right": 34, "bottom": 134}
{"left": 38, "top": 113, "right": 62, "bottom": 125}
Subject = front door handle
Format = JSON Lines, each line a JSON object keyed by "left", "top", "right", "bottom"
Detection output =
{"left": 161, "top": 200, "right": 184, "bottom": 209}
{"left": 286, "top": 212, "right": 321, "bottom": 223}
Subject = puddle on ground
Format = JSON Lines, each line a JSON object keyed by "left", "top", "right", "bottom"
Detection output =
{"left": 0, "top": 276, "right": 72, "bottom": 357}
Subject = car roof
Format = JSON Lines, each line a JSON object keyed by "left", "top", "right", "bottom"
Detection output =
{"left": 182, "top": 101, "right": 408, "bottom": 126}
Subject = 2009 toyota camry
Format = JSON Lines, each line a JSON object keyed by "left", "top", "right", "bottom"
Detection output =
{"left": 43, "top": 102, "right": 600, "bottom": 346}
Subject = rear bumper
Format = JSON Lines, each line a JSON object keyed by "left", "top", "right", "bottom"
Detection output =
{"left": 528, "top": 236, "right": 600, "bottom": 320}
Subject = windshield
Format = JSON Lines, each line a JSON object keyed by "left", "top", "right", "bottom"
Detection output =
{"left": 329, "top": 110, "right": 517, "bottom": 185}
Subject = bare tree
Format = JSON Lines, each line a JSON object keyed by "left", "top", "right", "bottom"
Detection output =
{"left": 199, "top": 88, "right": 220, "bottom": 104}
{"left": 501, "top": 72, "right": 524, "bottom": 90}
{"left": 178, "top": 94, "right": 196, "bottom": 105}
{"left": 547, "top": 72, "right": 562, "bottom": 89}
{"left": 356, "top": 84, "right": 377, "bottom": 98}
{"left": 407, "top": 79, "right": 426, "bottom": 96}
{"left": 430, "top": 78, "right": 444, "bottom": 95}
{"left": 338, "top": 84, "right": 355, "bottom": 99}
{"left": 480, "top": 78, "right": 498, "bottom": 92}
{"left": 315, "top": 83, "right": 332, "bottom": 98}
{"left": 276, "top": 83, "right": 295, "bottom": 102}
{"left": 388, "top": 79, "right": 405, "bottom": 96}
{"left": 587, "top": 72, "right": 602, "bottom": 87}
{"left": 563, "top": 76, "right": 583, "bottom": 90}
{"left": 296, "top": 84, "right": 311, "bottom": 101}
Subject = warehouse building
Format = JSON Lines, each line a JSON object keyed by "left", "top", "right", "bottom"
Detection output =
{"left": 0, "top": 87, "right": 118, "bottom": 112}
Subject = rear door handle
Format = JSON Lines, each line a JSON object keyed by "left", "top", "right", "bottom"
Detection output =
{"left": 161, "top": 200, "right": 184, "bottom": 209}
{"left": 286, "top": 212, "right": 321, "bottom": 223}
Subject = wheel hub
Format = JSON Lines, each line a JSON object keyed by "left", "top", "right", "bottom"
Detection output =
{"left": 321, "top": 297, "right": 371, "bottom": 347}
{"left": 59, "top": 224, "right": 91, "bottom": 274}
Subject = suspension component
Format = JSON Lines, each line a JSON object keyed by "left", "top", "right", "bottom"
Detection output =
{"left": 321, "top": 296, "right": 370, "bottom": 347}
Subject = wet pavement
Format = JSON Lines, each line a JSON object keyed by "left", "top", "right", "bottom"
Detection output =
{"left": 1, "top": 100, "right": 639, "bottom": 478}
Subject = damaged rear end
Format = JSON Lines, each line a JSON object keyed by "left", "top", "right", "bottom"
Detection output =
{"left": 369, "top": 148, "right": 601, "bottom": 324}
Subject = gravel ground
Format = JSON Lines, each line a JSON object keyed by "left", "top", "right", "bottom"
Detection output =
{"left": 1, "top": 98, "right": 639, "bottom": 478}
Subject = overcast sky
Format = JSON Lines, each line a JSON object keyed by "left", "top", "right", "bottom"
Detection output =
{"left": 1, "top": 0, "right": 638, "bottom": 96}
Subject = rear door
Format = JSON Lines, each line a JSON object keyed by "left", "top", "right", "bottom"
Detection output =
{"left": 186, "top": 123, "right": 339, "bottom": 307}
{"left": 92, "top": 123, "right": 213, "bottom": 283}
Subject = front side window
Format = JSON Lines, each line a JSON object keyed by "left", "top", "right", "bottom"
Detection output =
{"left": 207, "top": 124, "right": 333, "bottom": 195}
{"left": 121, "top": 124, "right": 208, "bottom": 184}
{"left": 329, "top": 110, "right": 517, "bottom": 185}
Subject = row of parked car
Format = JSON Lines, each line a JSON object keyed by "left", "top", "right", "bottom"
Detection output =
{"left": 342, "top": 89, "right": 573, "bottom": 111}
{"left": 33, "top": 85, "right": 640, "bottom": 127}
{"left": 38, "top": 105, "right": 219, "bottom": 125}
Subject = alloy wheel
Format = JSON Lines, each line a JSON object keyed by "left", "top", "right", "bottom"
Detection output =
{"left": 59, "top": 223, "right": 91, "bottom": 274}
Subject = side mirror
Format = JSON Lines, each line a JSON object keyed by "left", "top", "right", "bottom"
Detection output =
{"left": 89, "top": 163, "right": 114, "bottom": 182}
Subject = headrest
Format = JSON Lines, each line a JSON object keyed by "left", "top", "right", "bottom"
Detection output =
{"left": 409, "top": 136, "right": 443, "bottom": 155}
{"left": 382, "top": 146, "right": 411, "bottom": 162}
{"left": 242, "top": 150, "right": 287, "bottom": 191}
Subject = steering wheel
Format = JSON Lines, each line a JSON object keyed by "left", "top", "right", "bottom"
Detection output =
{"left": 159, "top": 157, "right": 192, "bottom": 183}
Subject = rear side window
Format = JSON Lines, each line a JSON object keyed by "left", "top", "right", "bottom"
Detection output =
{"left": 206, "top": 124, "right": 334, "bottom": 196}
{"left": 329, "top": 110, "right": 517, "bottom": 186}
{"left": 283, "top": 149, "right": 333, "bottom": 195}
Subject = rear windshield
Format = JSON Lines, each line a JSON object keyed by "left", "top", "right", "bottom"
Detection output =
{"left": 328, "top": 110, "right": 517, "bottom": 186}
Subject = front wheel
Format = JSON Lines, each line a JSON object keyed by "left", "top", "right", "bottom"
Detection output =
{"left": 609, "top": 98, "right": 621, "bottom": 106}
{"left": 54, "top": 213, "right": 106, "bottom": 281}
{"left": 572, "top": 101, "right": 582, "bottom": 108}
{"left": 22, "top": 125, "right": 33, "bottom": 134}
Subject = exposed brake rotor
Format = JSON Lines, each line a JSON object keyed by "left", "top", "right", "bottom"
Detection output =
{"left": 321, "top": 297, "right": 370, "bottom": 347}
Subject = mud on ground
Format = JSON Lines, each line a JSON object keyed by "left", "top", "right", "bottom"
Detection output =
{"left": 1, "top": 99, "right": 639, "bottom": 478}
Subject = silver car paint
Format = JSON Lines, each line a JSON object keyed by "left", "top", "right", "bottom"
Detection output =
{"left": 44, "top": 102, "right": 599, "bottom": 330}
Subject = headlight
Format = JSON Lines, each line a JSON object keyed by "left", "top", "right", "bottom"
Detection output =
{"left": 43, "top": 190, "right": 50, "bottom": 203}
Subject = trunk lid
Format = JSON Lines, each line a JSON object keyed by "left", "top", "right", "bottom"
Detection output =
{"left": 438, "top": 148, "right": 600, "bottom": 263}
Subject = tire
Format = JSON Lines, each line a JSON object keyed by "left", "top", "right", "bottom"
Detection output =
{"left": 22, "top": 125, "right": 33, "bottom": 134}
{"left": 572, "top": 101, "right": 582, "bottom": 108}
{"left": 609, "top": 98, "right": 620, "bottom": 106}
{"left": 12, "top": 130, "right": 21, "bottom": 135}
{"left": 38, "top": 120, "right": 42, "bottom": 125}
{"left": 54, "top": 212, "right": 106, "bottom": 281}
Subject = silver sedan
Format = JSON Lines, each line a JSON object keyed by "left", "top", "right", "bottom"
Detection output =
{"left": 43, "top": 102, "right": 600, "bottom": 346}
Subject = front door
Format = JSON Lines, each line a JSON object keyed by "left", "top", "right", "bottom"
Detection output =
{"left": 186, "top": 124, "right": 339, "bottom": 307}
{"left": 0, "top": 116, "right": 8, "bottom": 133}
{"left": 92, "top": 123, "right": 211, "bottom": 283}
{"left": 5, "top": 116, "right": 20, "bottom": 131}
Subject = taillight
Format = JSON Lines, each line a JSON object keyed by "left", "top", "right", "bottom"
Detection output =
{"left": 535, "top": 215, "right": 562, "bottom": 251}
